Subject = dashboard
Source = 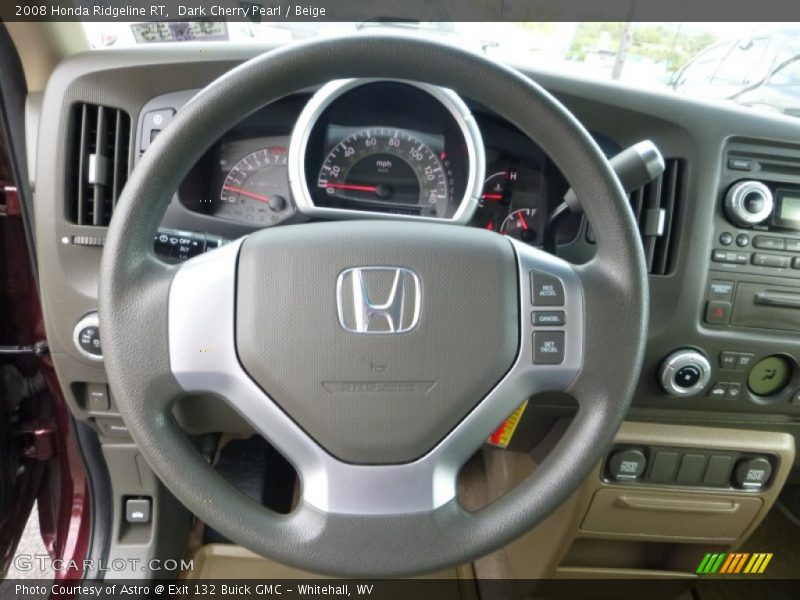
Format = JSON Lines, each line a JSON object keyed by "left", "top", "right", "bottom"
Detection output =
{"left": 27, "top": 44, "right": 800, "bottom": 449}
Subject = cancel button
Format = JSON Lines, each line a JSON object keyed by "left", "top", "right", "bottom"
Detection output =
{"left": 532, "top": 331, "right": 565, "bottom": 364}
{"left": 532, "top": 311, "right": 566, "bottom": 326}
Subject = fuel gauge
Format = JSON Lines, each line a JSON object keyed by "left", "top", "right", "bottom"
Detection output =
{"left": 500, "top": 208, "right": 538, "bottom": 242}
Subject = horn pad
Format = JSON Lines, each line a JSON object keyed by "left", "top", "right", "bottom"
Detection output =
{"left": 235, "top": 221, "right": 519, "bottom": 464}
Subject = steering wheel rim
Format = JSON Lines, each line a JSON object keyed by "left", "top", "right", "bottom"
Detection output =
{"left": 99, "top": 34, "right": 648, "bottom": 576}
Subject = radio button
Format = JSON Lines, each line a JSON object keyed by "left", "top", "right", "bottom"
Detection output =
{"left": 736, "top": 233, "right": 750, "bottom": 247}
{"left": 728, "top": 158, "right": 754, "bottom": 171}
{"left": 752, "top": 253, "right": 791, "bottom": 268}
{"left": 792, "top": 257, "right": 800, "bottom": 269}
{"left": 786, "top": 239, "right": 800, "bottom": 252}
{"left": 719, "top": 232, "right": 733, "bottom": 246}
{"left": 753, "top": 236, "right": 785, "bottom": 250}
{"left": 712, "top": 250, "right": 749, "bottom": 264}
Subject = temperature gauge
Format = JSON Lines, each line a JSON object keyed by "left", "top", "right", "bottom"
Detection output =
{"left": 500, "top": 208, "right": 538, "bottom": 242}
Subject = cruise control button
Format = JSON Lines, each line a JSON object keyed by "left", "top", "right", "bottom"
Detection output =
{"left": 532, "top": 311, "right": 565, "bottom": 326}
{"left": 532, "top": 331, "right": 565, "bottom": 364}
{"left": 530, "top": 272, "right": 564, "bottom": 306}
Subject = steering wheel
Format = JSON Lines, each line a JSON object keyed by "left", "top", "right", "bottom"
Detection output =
{"left": 99, "top": 35, "right": 647, "bottom": 577}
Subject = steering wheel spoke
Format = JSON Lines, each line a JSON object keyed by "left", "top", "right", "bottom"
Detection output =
{"left": 169, "top": 239, "right": 458, "bottom": 514}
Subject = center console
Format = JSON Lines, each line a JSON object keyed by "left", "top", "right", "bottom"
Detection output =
{"left": 655, "top": 141, "right": 800, "bottom": 410}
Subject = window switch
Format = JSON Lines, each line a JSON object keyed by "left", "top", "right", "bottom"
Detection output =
{"left": 125, "top": 498, "right": 151, "bottom": 524}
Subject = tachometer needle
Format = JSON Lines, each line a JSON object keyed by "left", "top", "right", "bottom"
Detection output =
{"left": 223, "top": 185, "right": 270, "bottom": 203}
{"left": 321, "top": 182, "right": 379, "bottom": 193}
{"left": 482, "top": 193, "right": 504, "bottom": 201}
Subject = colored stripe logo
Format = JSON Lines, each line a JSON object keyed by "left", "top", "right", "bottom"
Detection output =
{"left": 696, "top": 552, "right": 773, "bottom": 574}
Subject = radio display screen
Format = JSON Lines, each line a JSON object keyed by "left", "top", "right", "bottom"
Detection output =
{"left": 780, "top": 195, "right": 800, "bottom": 221}
{"left": 774, "top": 189, "right": 800, "bottom": 230}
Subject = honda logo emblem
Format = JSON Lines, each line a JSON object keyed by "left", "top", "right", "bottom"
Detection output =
{"left": 336, "top": 267, "right": 421, "bottom": 334}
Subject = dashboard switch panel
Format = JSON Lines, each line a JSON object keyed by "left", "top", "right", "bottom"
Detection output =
{"left": 605, "top": 444, "right": 777, "bottom": 492}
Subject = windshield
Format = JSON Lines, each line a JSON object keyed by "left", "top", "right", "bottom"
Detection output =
{"left": 82, "top": 21, "right": 800, "bottom": 116}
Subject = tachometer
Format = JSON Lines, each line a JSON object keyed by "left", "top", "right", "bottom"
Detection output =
{"left": 317, "top": 127, "right": 451, "bottom": 217}
{"left": 217, "top": 147, "right": 291, "bottom": 225}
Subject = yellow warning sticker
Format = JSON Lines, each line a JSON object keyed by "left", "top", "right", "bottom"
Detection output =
{"left": 487, "top": 400, "right": 528, "bottom": 448}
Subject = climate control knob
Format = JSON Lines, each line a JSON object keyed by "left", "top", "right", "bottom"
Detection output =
{"left": 725, "top": 181, "right": 774, "bottom": 227}
{"left": 659, "top": 349, "right": 712, "bottom": 397}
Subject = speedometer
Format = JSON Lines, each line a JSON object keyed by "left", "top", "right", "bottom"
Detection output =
{"left": 289, "top": 80, "right": 485, "bottom": 223}
{"left": 317, "top": 128, "right": 451, "bottom": 217}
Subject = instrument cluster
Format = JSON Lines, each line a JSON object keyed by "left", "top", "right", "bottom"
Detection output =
{"left": 176, "top": 80, "right": 570, "bottom": 248}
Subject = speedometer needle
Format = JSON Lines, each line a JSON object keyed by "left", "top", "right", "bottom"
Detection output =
{"left": 223, "top": 185, "right": 270, "bottom": 203}
{"left": 321, "top": 182, "right": 379, "bottom": 193}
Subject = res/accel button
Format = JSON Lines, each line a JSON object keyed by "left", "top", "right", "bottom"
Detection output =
{"left": 530, "top": 272, "right": 565, "bottom": 306}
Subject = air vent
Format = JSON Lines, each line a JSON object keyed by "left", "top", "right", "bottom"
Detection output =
{"left": 68, "top": 103, "right": 131, "bottom": 226}
{"left": 629, "top": 158, "right": 683, "bottom": 275}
